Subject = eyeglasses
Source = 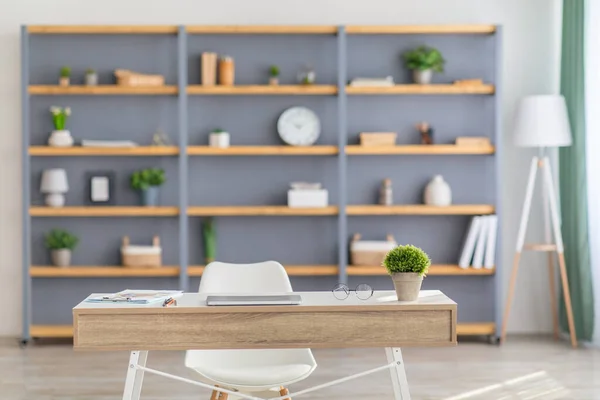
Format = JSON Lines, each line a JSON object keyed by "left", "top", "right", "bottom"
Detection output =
{"left": 332, "top": 283, "right": 374, "bottom": 300}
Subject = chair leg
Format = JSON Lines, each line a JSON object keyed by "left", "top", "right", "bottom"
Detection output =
{"left": 210, "top": 387, "right": 220, "bottom": 400}
{"left": 279, "top": 386, "right": 291, "bottom": 400}
{"left": 218, "top": 393, "right": 228, "bottom": 400}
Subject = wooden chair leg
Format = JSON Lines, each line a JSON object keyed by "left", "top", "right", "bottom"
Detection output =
{"left": 218, "top": 393, "right": 228, "bottom": 400}
{"left": 280, "top": 386, "right": 291, "bottom": 400}
{"left": 210, "top": 387, "right": 220, "bottom": 400}
{"left": 557, "top": 252, "right": 578, "bottom": 348}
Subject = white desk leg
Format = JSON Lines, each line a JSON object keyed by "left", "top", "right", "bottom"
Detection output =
{"left": 123, "top": 350, "right": 148, "bottom": 400}
{"left": 385, "top": 347, "right": 411, "bottom": 400}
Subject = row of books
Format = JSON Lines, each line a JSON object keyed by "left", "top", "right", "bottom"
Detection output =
{"left": 459, "top": 215, "right": 498, "bottom": 269}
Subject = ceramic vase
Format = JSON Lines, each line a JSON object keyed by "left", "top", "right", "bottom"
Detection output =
{"left": 209, "top": 132, "right": 230, "bottom": 148}
{"left": 141, "top": 186, "right": 160, "bottom": 206}
{"left": 201, "top": 52, "right": 218, "bottom": 86}
{"left": 51, "top": 249, "right": 71, "bottom": 267}
{"left": 391, "top": 273, "right": 423, "bottom": 301}
{"left": 218, "top": 57, "right": 235, "bottom": 86}
{"left": 85, "top": 73, "right": 98, "bottom": 86}
{"left": 424, "top": 175, "right": 452, "bottom": 206}
{"left": 48, "top": 130, "right": 74, "bottom": 147}
{"left": 413, "top": 69, "right": 432, "bottom": 84}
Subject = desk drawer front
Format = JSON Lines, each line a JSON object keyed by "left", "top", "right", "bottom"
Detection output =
{"left": 74, "top": 309, "right": 455, "bottom": 350}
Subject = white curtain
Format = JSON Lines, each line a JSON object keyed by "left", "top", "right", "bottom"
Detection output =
{"left": 584, "top": 0, "right": 600, "bottom": 345}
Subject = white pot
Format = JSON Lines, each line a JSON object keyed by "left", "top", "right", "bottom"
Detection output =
{"left": 48, "top": 130, "right": 74, "bottom": 147}
{"left": 209, "top": 132, "right": 230, "bottom": 148}
{"left": 413, "top": 69, "right": 433, "bottom": 84}
{"left": 51, "top": 249, "right": 71, "bottom": 267}
{"left": 424, "top": 175, "right": 452, "bottom": 206}
{"left": 85, "top": 73, "right": 98, "bottom": 86}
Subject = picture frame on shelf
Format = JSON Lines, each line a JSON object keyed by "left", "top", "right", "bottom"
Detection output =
{"left": 85, "top": 171, "right": 116, "bottom": 206}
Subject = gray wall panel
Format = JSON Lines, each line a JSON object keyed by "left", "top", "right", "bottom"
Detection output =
{"left": 187, "top": 35, "right": 337, "bottom": 85}
{"left": 32, "top": 218, "right": 179, "bottom": 265}
{"left": 29, "top": 34, "right": 177, "bottom": 85}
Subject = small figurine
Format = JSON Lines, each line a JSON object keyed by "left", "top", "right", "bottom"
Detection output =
{"left": 417, "top": 122, "right": 434, "bottom": 145}
{"left": 379, "top": 178, "right": 393, "bottom": 206}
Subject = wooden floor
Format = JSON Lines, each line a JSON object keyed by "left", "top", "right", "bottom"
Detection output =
{"left": 0, "top": 337, "right": 598, "bottom": 399}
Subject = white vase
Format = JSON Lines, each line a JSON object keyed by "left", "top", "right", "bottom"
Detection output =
{"left": 424, "top": 175, "right": 452, "bottom": 206}
{"left": 413, "top": 69, "right": 433, "bottom": 84}
{"left": 85, "top": 73, "right": 98, "bottom": 86}
{"left": 209, "top": 132, "right": 230, "bottom": 148}
{"left": 48, "top": 130, "right": 74, "bottom": 147}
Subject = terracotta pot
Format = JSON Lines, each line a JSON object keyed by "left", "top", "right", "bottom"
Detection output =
{"left": 51, "top": 249, "right": 71, "bottom": 267}
{"left": 59, "top": 77, "right": 70, "bottom": 86}
{"left": 391, "top": 272, "right": 423, "bottom": 301}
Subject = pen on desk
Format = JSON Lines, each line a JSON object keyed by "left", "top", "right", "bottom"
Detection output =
{"left": 162, "top": 297, "right": 177, "bottom": 307}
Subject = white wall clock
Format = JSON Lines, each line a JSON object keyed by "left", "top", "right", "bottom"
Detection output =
{"left": 277, "top": 106, "right": 321, "bottom": 146}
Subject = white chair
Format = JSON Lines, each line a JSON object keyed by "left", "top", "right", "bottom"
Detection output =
{"left": 185, "top": 261, "right": 317, "bottom": 400}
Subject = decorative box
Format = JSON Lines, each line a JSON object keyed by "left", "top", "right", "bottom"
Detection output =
{"left": 359, "top": 132, "right": 397, "bottom": 146}
{"left": 114, "top": 69, "right": 165, "bottom": 86}
{"left": 288, "top": 182, "right": 328, "bottom": 208}
{"left": 350, "top": 233, "right": 397, "bottom": 266}
{"left": 121, "top": 236, "right": 162, "bottom": 268}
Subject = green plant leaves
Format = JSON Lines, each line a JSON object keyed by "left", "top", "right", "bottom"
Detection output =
{"left": 130, "top": 168, "right": 166, "bottom": 191}
{"left": 45, "top": 229, "right": 79, "bottom": 250}
{"left": 383, "top": 244, "right": 431, "bottom": 276}
{"left": 402, "top": 46, "right": 445, "bottom": 73}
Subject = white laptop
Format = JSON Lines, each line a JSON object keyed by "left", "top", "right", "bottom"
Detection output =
{"left": 206, "top": 294, "right": 302, "bottom": 306}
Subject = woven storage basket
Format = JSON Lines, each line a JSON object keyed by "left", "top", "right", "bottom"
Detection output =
{"left": 121, "top": 236, "right": 162, "bottom": 268}
{"left": 359, "top": 132, "right": 397, "bottom": 146}
{"left": 350, "top": 233, "right": 397, "bottom": 266}
{"left": 114, "top": 69, "right": 165, "bottom": 86}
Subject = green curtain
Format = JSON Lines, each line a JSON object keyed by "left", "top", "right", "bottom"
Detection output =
{"left": 559, "top": 0, "right": 594, "bottom": 340}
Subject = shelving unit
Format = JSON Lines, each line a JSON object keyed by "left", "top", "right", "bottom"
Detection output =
{"left": 22, "top": 24, "right": 501, "bottom": 341}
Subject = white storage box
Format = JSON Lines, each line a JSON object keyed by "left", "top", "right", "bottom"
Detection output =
{"left": 288, "top": 189, "right": 328, "bottom": 208}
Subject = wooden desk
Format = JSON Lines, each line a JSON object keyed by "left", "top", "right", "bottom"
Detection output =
{"left": 74, "top": 290, "right": 457, "bottom": 400}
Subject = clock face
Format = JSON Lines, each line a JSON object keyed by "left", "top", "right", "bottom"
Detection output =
{"left": 277, "top": 107, "right": 321, "bottom": 146}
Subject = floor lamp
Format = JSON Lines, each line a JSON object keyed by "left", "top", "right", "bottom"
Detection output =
{"left": 500, "top": 95, "right": 578, "bottom": 348}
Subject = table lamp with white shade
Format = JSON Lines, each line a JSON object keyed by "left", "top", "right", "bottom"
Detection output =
{"left": 40, "top": 168, "right": 68, "bottom": 207}
{"left": 500, "top": 95, "right": 578, "bottom": 348}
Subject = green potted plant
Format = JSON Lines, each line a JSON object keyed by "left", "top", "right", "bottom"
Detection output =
{"left": 383, "top": 244, "right": 431, "bottom": 301}
{"left": 269, "top": 65, "right": 280, "bottom": 85}
{"left": 130, "top": 168, "right": 166, "bottom": 206}
{"left": 48, "top": 106, "right": 74, "bottom": 147}
{"left": 85, "top": 68, "right": 98, "bottom": 86}
{"left": 209, "top": 128, "right": 230, "bottom": 148}
{"left": 402, "top": 46, "right": 445, "bottom": 84}
{"left": 45, "top": 229, "right": 79, "bottom": 267}
{"left": 59, "top": 65, "right": 71, "bottom": 86}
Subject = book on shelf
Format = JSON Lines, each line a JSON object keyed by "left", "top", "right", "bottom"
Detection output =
{"left": 459, "top": 215, "right": 498, "bottom": 269}
{"left": 472, "top": 216, "right": 488, "bottom": 269}
{"left": 484, "top": 215, "right": 498, "bottom": 269}
{"left": 85, "top": 289, "right": 182, "bottom": 304}
{"left": 81, "top": 140, "right": 138, "bottom": 148}
{"left": 459, "top": 216, "right": 482, "bottom": 268}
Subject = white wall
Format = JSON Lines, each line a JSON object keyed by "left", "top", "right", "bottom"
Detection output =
{"left": 0, "top": 0, "right": 562, "bottom": 336}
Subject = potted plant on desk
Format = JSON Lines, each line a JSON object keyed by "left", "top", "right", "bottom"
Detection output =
{"left": 45, "top": 229, "right": 79, "bottom": 267}
{"left": 130, "top": 168, "right": 166, "bottom": 206}
{"left": 402, "top": 46, "right": 445, "bottom": 84}
{"left": 383, "top": 244, "right": 431, "bottom": 301}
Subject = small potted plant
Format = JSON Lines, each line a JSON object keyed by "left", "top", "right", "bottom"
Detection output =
{"left": 402, "top": 46, "right": 445, "bottom": 84}
{"left": 131, "top": 168, "right": 166, "bottom": 206}
{"left": 45, "top": 228, "right": 79, "bottom": 267}
{"left": 269, "top": 65, "right": 280, "bottom": 85}
{"left": 85, "top": 68, "right": 98, "bottom": 86}
{"left": 383, "top": 244, "right": 431, "bottom": 301}
{"left": 209, "top": 128, "right": 230, "bottom": 148}
{"left": 59, "top": 66, "right": 71, "bottom": 86}
{"left": 48, "top": 106, "right": 74, "bottom": 147}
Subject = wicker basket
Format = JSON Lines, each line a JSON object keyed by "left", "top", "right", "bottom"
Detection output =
{"left": 350, "top": 233, "right": 397, "bottom": 266}
{"left": 114, "top": 69, "right": 165, "bottom": 87}
{"left": 359, "top": 132, "right": 397, "bottom": 146}
{"left": 121, "top": 236, "right": 162, "bottom": 268}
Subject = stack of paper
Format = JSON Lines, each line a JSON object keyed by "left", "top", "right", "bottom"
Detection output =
{"left": 86, "top": 289, "right": 183, "bottom": 304}
{"left": 458, "top": 215, "right": 498, "bottom": 269}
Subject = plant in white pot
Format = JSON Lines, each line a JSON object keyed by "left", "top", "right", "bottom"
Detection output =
{"left": 45, "top": 229, "right": 79, "bottom": 267}
{"left": 402, "top": 46, "right": 445, "bottom": 85}
{"left": 59, "top": 65, "right": 71, "bottom": 86}
{"left": 130, "top": 168, "right": 166, "bottom": 206}
{"left": 269, "top": 65, "right": 280, "bottom": 85}
{"left": 48, "top": 106, "right": 74, "bottom": 147}
{"left": 85, "top": 68, "right": 98, "bottom": 86}
{"left": 383, "top": 244, "right": 431, "bottom": 301}
{"left": 209, "top": 128, "right": 230, "bottom": 148}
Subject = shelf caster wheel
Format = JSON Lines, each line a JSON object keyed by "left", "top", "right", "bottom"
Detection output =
{"left": 19, "top": 339, "right": 30, "bottom": 348}
{"left": 488, "top": 335, "right": 500, "bottom": 345}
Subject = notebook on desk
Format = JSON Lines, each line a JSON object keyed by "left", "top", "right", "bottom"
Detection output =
{"left": 206, "top": 294, "right": 302, "bottom": 306}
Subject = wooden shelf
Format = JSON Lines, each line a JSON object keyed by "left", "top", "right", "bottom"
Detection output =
{"left": 347, "top": 204, "right": 495, "bottom": 216}
{"left": 346, "top": 144, "right": 495, "bottom": 155}
{"left": 28, "top": 85, "right": 178, "bottom": 95}
{"left": 188, "top": 206, "right": 338, "bottom": 216}
{"left": 189, "top": 265, "right": 338, "bottom": 277}
{"left": 27, "top": 25, "right": 178, "bottom": 34}
{"left": 187, "top": 85, "right": 337, "bottom": 95}
{"left": 347, "top": 265, "right": 495, "bottom": 276}
{"left": 30, "top": 266, "right": 180, "bottom": 277}
{"left": 346, "top": 84, "right": 495, "bottom": 95}
{"left": 187, "top": 146, "right": 338, "bottom": 156}
{"left": 29, "top": 146, "right": 179, "bottom": 156}
{"left": 346, "top": 25, "right": 496, "bottom": 35}
{"left": 186, "top": 25, "right": 337, "bottom": 35}
{"left": 30, "top": 325, "right": 73, "bottom": 338}
{"left": 29, "top": 206, "right": 179, "bottom": 217}
{"left": 456, "top": 322, "right": 496, "bottom": 336}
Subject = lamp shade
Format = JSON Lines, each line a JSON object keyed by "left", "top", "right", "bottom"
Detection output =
{"left": 513, "top": 95, "right": 573, "bottom": 147}
{"left": 40, "top": 168, "right": 68, "bottom": 193}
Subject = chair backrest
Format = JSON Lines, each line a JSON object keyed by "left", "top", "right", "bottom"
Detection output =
{"left": 199, "top": 261, "right": 293, "bottom": 293}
